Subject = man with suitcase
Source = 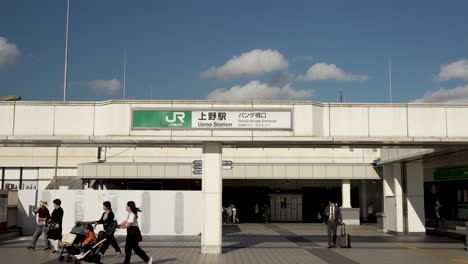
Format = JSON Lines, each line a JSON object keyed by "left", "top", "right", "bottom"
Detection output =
{"left": 324, "top": 199, "right": 342, "bottom": 248}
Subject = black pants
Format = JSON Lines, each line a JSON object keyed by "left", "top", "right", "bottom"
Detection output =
{"left": 99, "top": 233, "right": 121, "bottom": 255}
{"left": 327, "top": 220, "right": 339, "bottom": 244}
{"left": 124, "top": 227, "right": 149, "bottom": 264}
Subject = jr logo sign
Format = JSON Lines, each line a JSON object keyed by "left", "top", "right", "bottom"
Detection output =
{"left": 132, "top": 110, "right": 192, "bottom": 128}
{"left": 165, "top": 112, "right": 185, "bottom": 123}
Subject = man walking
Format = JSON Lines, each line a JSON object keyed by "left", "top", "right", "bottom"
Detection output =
{"left": 27, "top": 200, "right": 50, "bottom": 250}
{"left": 324, "top": 199, "right": 342, "bottom": 248}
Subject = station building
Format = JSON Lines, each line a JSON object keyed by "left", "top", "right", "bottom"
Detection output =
{"left": 1, "top": 100, "right": 467, "bottom": 253}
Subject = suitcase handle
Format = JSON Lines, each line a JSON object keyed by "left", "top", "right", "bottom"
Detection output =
{"left": 341, "top": 223, "right": 346, "bottom": 236}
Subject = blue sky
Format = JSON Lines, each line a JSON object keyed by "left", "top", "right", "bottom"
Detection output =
{"left": 1, "top": 0, "right": 468, "bottom": 103}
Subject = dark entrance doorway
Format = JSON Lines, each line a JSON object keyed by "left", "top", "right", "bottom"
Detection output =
{"left": 302, "top": 187, "right": 341, "bottom": 223}
{"left": 223, "top": 186, "right": 270, "bottom": 223}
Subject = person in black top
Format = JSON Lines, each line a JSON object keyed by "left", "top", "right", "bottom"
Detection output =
{"left": 92, "top": 201, "right": 121, "bottom": 258}
{"left": 47, "top": 199, "right": 64, "bottom": 253}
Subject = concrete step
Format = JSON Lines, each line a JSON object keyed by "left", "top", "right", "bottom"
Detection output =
{"left": 0, "top": 228, "right": 21, "bottom": 242}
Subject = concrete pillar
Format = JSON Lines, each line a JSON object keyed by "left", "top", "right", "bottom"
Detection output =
{"left": 342, "top": 179, "right": 351, "bottom": 208}
{"left": 382, "top": 164, "right": 394, "bottom": 232}
{"left": 360, "top": 180, "right": 368, "bottom": 221}
{"left": 393, "top": 163, "right": 405, "bottom": 233}
{"left": 405, "top": 161, "right": 425, "bottom": 233}
{"left": 201, "top": 143, "right": 222, "bottom": 254}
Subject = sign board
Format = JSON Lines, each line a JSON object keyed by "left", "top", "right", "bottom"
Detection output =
{"left": 132, "top": 110, "right": 292, "bottom": 130}
{"left": 434, "top": 167, "right": 468, "bottom": 180}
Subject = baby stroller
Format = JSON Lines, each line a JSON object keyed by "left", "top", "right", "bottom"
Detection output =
{"left": 72, "top": 220, "right": 119, "bottom": 264}
{"left": 58, "top": 221, "right": 87, "bottom": 262}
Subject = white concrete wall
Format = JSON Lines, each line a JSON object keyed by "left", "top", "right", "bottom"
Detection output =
{"left": 17, "top": 190, "right": 202, "bottom": 236}
{"left": 0, "top": 104, "right": 14, "bottom": 135}
{"left": 14, "top": 105, "right": 55, "bottom": 136}
{"left": 2, "top": 101, "right": 468, "bottom": 142}
{"left": 222, "top": 164, "right": 380, "bottom": 180}
{"left": 54, "top": 105, "right": 95, "bottom": 136}
{"left": 0, "top": 147, "right": 379, "bottom": 168}
{"left": 330, "top": 106, "right": 369, "bottom": 136}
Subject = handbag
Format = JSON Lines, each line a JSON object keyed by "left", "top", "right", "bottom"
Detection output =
{"left": 138, "top": 229, "right": 143, "bottom": 242}
{"left": 44, "top": 221, "right": 56, "bottom": 234}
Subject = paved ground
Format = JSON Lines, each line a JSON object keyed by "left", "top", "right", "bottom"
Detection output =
{"left": 0, "top": 224, "right": 467, "bottom": 264}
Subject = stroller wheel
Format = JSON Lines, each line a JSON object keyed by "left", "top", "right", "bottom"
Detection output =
{"left": 58, "top": 256, "right": 65, "bottom": 262}
{"left": 66, "top": 256, "right": 73, "bottom": 262}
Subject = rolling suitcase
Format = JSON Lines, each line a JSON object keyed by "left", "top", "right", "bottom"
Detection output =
{"left": 339, "top": 223, "right": 351, "bottom": 248}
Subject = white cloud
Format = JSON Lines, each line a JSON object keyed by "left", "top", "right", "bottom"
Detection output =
{"left": 0, "top": 37, "right": 20, "bottom": 71}
{"left": 88, "top": 79, "right": 121, "bottom": 94}
{"left": 436, "top": 59, "right": 468, "bottom": 81}
{"left": 206, "top": 80, "right": 313, "bottom": 100}
{"left": 298, "top": 62, "right": 368, "bottom": 82}
{"left": 413, "top": 84, "right": 468, "bottom": 103}
{"left": 201, "top": 49, "right": 288, "bottom": 79}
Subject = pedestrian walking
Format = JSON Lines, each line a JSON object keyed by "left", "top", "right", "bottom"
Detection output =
{"left": 47, "top": 199, "right": 64, "bottom": 253}
{"left": 118, "top": 201, "right": 153, "bottom": 264}
{"left": 231, "top": 203, "right": 239, "bottom": 224}
{"left": 434, "top": 200, "right": 446, "bottom": 230}
{"left": 367, "top": 202, "right": 375, "bottom": 222}
{"left": 262, "top": 203, "right": 270, "bottom": 224}
{"left": 324, "top": 199, "right": 342, "bottom": 248}
{"left": 224, "top": 204, "right": 232, "bottom": 224}
{"left": 27, "top": 200, "right": 50, "bottom": 250}
{"left": 92, "top": 201, "right": 121, "bottom": 258}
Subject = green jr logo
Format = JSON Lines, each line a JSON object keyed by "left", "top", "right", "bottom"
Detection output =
{"left": 165, "top": 112, "right": 186, "bottom": 123}
{"left": 132, "top": 110, "right": 192, "bottom": 129}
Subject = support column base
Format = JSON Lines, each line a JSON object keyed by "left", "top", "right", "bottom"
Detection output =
{"left": 341, "top": 208, "right": 360, "bottom": 225}
{"left": 201, "top": 245, "right": 222, "bottom": 254}
{"left": 386, "top": 230, "right": 426, "bottom": 236}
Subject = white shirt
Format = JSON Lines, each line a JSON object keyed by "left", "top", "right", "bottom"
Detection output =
{"left": 126, "top": 212, "right": 139, "bottom": 227}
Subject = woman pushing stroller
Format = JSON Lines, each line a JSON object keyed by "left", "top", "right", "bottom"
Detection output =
{"left": 91, "top": 201, "right": 121, "bottom": 259}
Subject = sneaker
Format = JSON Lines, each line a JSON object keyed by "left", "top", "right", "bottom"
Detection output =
{"left": 43, "top": 246, "right": 51, "bottom": 250}
{"left": 51, "top": 250, "right": 59, "bottom": 254}
{"left": 148, "top": 256, "right": 153, "bottom": 263}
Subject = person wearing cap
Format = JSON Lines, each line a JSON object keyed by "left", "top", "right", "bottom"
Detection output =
{"left": 27, "top": 200, "right": 51, "bottom": 250}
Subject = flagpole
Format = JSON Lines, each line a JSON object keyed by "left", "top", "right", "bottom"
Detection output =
{"left": 63, "top": 0, "right": 70, "bottom": 101}
{"left": 389, "top": 56, "right": 392, "bottom": 103}
{"left": 123, "top": 48, "right": 127, "bottom": 100}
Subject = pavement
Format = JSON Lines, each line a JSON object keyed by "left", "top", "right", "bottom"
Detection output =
{"left": 0, "top": 223, "right": 467, "bottom": 264}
